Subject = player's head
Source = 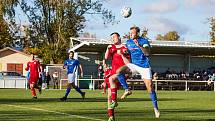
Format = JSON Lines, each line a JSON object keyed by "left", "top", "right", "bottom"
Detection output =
{"left": 130, "top": 26, "right": 140, "bottom": 40}
{"left": 110, "top": 32, "right": 121, "bottom": 44}
{"left": 30, "top": 54, "right": 35, "bottom": 60}
{"left": 69, "top": 51, "right": 74, "bottom": 59}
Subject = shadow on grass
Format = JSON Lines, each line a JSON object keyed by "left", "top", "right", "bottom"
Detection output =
{"left": 163, "top": 109, "right": 215, "bottom": 113}
{"left": 0, "top": 97, "right": 183, "bottom": 104}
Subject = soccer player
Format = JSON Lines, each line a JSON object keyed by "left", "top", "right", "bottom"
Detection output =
{"left": 101, "top": 64, "right": 120, "bottom": 121}
{"left": 101, "top": 65, "right": 111, "bottom": 94}
{"left": 25, "top": 54, "right": 41, "bottom": 99}
{"left": 112, "top": 26, "right": 160, "bottom": 118}
{"left": 60, "top": 51, "right": 85, "bottom": 101}
{"left": 103, "top": 32, "right": 132, "bottom": 109}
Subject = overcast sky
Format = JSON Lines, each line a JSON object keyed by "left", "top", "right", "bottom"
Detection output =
{"left": 83, "top": 0, "right": 215, "bottom": 41}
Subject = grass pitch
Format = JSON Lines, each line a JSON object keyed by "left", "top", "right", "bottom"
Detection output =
{"left": 0, "top": 89, "right": 215, "bottom": 121}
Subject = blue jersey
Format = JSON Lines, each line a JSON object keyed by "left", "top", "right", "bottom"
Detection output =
{"left": 64, "top": 59, "right": 80, "bottom": 74}
{"left": 126, "top": 37, "right": 150, "bottom": 68}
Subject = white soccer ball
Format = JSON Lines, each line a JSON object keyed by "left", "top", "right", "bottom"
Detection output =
{"left": 121, "top": 7, "right": 132, "bottom": 18}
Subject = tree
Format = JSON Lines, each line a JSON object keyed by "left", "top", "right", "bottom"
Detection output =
{"left": 208, "top": 17, "right": 215, "bottom": 44}
{"left": 156, "top": 31, "right": 180, "bottom": 41}
{"left": 141, "top": 27, "right": 149, "bottom": 39}
{"left": 20, "top": 0, "right": 115, "bottom": 64}
{"left": 156, "top": 34, "right": 164, "bottom": 40}
{"left": 164, "top": 31, "right": 180, "bottom": 41}
{"left": 0, "top": 21, "right": 13, "bottom": 49}
{"left": 0, "top": 0, "right": 19, "bottom": 49}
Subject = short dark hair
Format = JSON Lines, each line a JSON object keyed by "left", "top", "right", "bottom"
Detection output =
{"left": 69, "top": 51, "right": 74, "bottom": 54}
{"left": 130, "top": 26, "right": 140, "bottom": 33}
{"left": 110, "top": 32, "right": 120, "bottom": 37}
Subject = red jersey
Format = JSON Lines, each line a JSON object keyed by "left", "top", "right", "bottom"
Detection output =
{"left": 25, "top": 60, "right": 40, "bottom": 83}
{"left": 109, "top": 44, "right": 128, "bottom": 75}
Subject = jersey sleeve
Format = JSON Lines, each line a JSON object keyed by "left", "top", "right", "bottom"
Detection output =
{"left": 142, "top": 38, "right": 150, "bottom": 48}
{"left": 125, "top": 40, "right": 131, "bottom": 53}
{"left": 64, "top": 60, "right": 67, "bottom": 66}
{"left": 76, "top": 60, "right": 80, "bottom": 66}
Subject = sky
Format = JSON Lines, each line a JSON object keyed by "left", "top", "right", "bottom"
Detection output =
{"left": 83, "top": 0, "right": 215, "bottom": 41}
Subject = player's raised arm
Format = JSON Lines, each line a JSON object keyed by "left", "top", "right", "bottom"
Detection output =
{"left": 103, "top": 45, "right": 112, "bottom": 67}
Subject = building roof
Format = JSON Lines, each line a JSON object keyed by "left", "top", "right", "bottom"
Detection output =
{"left": 0, "top": 47, "right": 42, "bottom": 62}
{"left": 0, "top": 47, "right": 31, "bottom": 57}
{"left": 71, "top": 38, "right": 215, "bottom": 56}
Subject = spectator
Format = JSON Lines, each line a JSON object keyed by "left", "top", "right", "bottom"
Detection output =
{"left": 153, "top": 72, "right": 158, "bottom": 80}
{"left": 44, "top": 72, "right": 51, "bottom": 89}
{"left": 98, "top": 64, "right": 104, "bottom": 79}
{"left": 53, "top": 71, "right": 59, "bottom": 89}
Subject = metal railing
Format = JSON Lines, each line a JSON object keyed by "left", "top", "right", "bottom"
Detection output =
{"left": 60, "top": 78, "right": 215, "bottom": 91}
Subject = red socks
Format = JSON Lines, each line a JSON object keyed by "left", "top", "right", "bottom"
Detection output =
{"left": 31, "top": 88, "right": 36, "bottom": 97}
{"left": 111, "top": 88, "right": 117, "bottom": 102}
{"left": 108, "top": 108, "right": 114, "bottom": 117}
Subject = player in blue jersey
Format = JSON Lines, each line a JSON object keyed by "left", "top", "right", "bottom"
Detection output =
{"left": 110, "top": 26, "right": 160, "bottom": 118}
{"left": 60, "top": 51, "right": 85, "bottom": 101}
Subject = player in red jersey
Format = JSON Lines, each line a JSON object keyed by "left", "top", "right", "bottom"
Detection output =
{"left": 101, "top": 65, "right": 111, "bottom": 94}
{"left": 103, "top": 32, "right": 132, "bottom": 121}
{"left": 25, "top": 54, "right": 41, "bottom": 99}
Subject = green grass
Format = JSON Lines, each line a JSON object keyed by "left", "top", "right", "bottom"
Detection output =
{"left": 0, "top": 89, "right": 215, "bottom": 121}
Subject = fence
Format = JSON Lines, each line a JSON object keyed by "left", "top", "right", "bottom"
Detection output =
{"left": 0, "top": 78, "right": 27, "bottom": 89}
{"left": 60, "top": 78, "right": 215, "bottom": 91}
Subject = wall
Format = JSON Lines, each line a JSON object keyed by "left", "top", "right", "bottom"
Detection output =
{"left": 0, "top": 50, "right": 31, "bottom": 76}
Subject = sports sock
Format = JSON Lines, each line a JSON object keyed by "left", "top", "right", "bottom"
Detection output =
{"left": 31, "top": 88, "right": 36, "bottom": 97}
{"left": 75, "top": 87, "right": 83, "bottom": 95}
{"left": 117, "top": 74, "right": 129, "bottom": 90}
{"left": 64, "top": 88, "right": 71, "bottom": 97}
{"left": 111, "top": 88, "right": 117, "bottom": 102}
{"left": 150, "top": 91, "right": 158, "bottom": 110}
{"left": 108, "top": 108, "right": 114, "bottom": 117}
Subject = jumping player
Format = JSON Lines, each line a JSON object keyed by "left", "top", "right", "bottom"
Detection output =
{"left": 103, "top": 32, "right": 132, "bottom": 120}
{"left": 60, "top": 51, "right": 85, "bottom": 101}
{"left": 25, "top": 54, "right": 41, "bottom": 99}
{"left": 111, "top": 26, "right": 160, "bottom": 118}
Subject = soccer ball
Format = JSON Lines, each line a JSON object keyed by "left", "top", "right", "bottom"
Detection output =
{"left": 121, "top": 7, "right": 132, "bottom": 18}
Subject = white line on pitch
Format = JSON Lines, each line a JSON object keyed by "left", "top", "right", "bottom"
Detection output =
{"left": 5, "top": 104, "right": 105, "bottom": 121}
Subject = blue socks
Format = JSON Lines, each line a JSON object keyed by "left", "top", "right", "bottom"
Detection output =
{"left": 150, "top": 91, "right": 158, "bottom": 110}
{"left": 117, "top": 74, "right": 129, "bottom": 90}
{"left": 65, "top": 88, "right": 71, "bottom": 97}
{"left": 75, "top": 87, "right": 83, "bottom": 94}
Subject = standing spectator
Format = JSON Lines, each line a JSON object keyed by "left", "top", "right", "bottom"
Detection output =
{"left": 53, "top": 71, "right": 59, "bottom": 89}
{"left": 153, "top": 72, "right": 158, "bottom": 80}
{"left": 44, "top": 72, "right": 51, "bottom": 89}
{"left": 38, "top": 66, "right": 44, "bottom": 89}
{"left": 98, "top": 64, "right": 104, "bottom": 79}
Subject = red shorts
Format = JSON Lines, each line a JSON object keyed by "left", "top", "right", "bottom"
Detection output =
{"left": 29, "top": 74, "right": 39, "bottom": 84}
{"left": 106, "top": 80, "right": 120, "bottom": 89}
